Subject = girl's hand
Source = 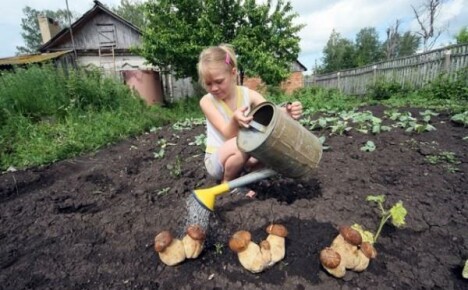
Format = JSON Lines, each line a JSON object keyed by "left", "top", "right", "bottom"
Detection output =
{"left": 286, "top": 101, "right": 302, "bottom": 120}
{"left": 233, "top": 106, "right": 253, "bottom": 128}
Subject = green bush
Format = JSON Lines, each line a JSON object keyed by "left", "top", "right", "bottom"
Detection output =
{"left": 422, "top": 68, "right": 468, "bottom": 100}
{"left": 367, "top": 78, "right": 412, "bottom": 100}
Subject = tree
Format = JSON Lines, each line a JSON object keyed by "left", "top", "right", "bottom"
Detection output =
{"left": 354, "top": 27, "right": 383, "bottom": 66}
{"left": 455, "top": 26, "right": 468, "bottom": 44}
{"left": 17, "top": 6, "right": 77, "bottom": 55}
{"left": 411, "top": 0, "right": 446, "bottom": 51}
{"left": 139, "top": 0, "right": 304, "bottom": 85}
{"left": 112, "top": 0, "right": 147, "bottom": 29}
{"left": 398, "top": 31, "right": 420, "bottom": 57}
{"left": 319, "top": 29, "right": 356, "bottom": 73}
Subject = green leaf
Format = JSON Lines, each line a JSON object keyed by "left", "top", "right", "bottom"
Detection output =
{"left": 389, "top": 201, "right": 407, "bottom": 227}
{"left": 366, "top": 194, "right": 385, "bottom": 204}
{"left": 351, "top": 224, "right": 375, "bottom": 244}
{"left": 360, "top": 140, "right": 376, "bottom": 152}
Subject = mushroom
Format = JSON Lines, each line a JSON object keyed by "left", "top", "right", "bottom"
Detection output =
{"left": 320, "top": 225, "right": 377, "bottom": 278}
{"left": 154, "top": 230, "right": 186, "bottom": 266}
{"left": 320, "top": 247, "right": 346, "bottom": 278}
{"left": 229, "top": 230, "right": 271, "bottom": 273}
{"left": 265, "top": 224, "right": 288, "bottom": 266}
{"left": 182, "top": 224, "right": 205, "bottom": 259}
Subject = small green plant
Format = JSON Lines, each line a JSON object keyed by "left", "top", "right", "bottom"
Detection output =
{"left": 318, "top": 135, "right": 330, "bottom": 151}
{"left": 451, "top": 111, "right": 468, "bottom": 126}
{"left": 156, "top": 187, "right": 170, "bottom": 196}
{"left": 360, "top": 141, "right": 376, "bottom": 152}
{"left": 167, "top": 156, "right": 182, "bottom": 177}
{"left": 153, "top": 138, "right": 167, "bottom": 159}
{"left": 189, "top": 133, "right": 207, "bottom": 147}
{"left": 354, "top": 195, "right": 407, "bottom": 244}
{"left": 172, "top": 118, "right": 205, "bottom": 131}
{"left": 425, "top": 151, "right": 460, "bottom": 172}
{"left": 419, "top": 110, "right": 439, "bottom": 123}
{"left": 365, "top": 195, "right": 407, "bottom": 243}
{"left": 214, "top": 242, "right": 224, "bottom": 255}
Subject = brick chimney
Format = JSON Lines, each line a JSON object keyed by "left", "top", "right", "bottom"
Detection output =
{"left": 37, "top": 15, "right": 61, "bottom": 44}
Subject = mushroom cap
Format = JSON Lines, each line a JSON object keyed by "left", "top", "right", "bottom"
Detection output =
{"left": 339, "top": 226, "right": 362, "bottom": 246}
{"left": 360, "top": 242, "right": 377, "bottom": 259}
{"left": 266, "top": 224, "right": 288, "bottom": 237}
{"left": 229, "top": 230, "right": 252, "bottom": 253}
{"left": 186, "top": 224, "right": 205, "bottom": 241}
{"left": 154, "top": 230, "right": 173, "bottom": 252}
{"left": 320, "top": 247, "right": 341, "bottom": 269}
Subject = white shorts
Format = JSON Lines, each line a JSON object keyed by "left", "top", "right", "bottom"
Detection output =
{"left": 204, "top": 153, "right": 224, "bottom": 181}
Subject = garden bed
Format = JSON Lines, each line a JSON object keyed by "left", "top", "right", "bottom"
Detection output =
{"left": 0, "top": 105, "right": 466, "bottom": 289}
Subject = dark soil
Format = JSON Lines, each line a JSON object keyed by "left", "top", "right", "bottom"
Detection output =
{"left": 1, "top": 105, "right": 467, "bottom": 290}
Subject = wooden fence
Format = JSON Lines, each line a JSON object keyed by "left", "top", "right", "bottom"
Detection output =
{"left": 306, "top": 43, "right": 468, "bottom": 95}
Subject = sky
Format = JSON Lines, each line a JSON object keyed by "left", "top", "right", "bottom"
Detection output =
{"left": 1, "top": 0, "right": 467, "bottom": 72}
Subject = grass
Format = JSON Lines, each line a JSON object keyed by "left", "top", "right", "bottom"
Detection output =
{"left": 1, "top": 64, "right": 466, "bottom": 171}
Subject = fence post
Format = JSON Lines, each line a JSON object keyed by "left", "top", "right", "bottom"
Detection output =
{"left": 373, "top": 65, "right": 377, "bottom": 85}
{"left": 337, "top": 72, "right": 341, "bottom": 92}
{"left": 444, "top": 49, "right": 451, "bottom": 72}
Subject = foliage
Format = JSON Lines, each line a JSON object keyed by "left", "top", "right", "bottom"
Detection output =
{"left": 17, "top": 6, "right": 77, "bottom": 55}
{"left": 354, "top": 27, "right": 383, "bottom": 66}
{"left": 139, "top": 0, "right": 304, "bottom": 85}
{"left": 111, "top": 0, "right": 147, "bottom": 29}
{"left": 367, "top": 77, "right": 411, "bottom": 100}
{"left": 455, "top": 26, "right": 468, "bottom": 44}
{"left": 0, "top": 65, "right": 200, "bottom": 171}
{"left": 360, "top": 141, "right": 376, "bottom": 152}
{"left": 451, "top": 111, "right": 468, "bottom": 126}
{"left": 318, "top": 30, "right": 356, "bottom": 73}
{"left": 365, "top": 195, "right": 407, "bottom": 243}
{"left": 422, "top": 68, "right": 468, "bottom": 101}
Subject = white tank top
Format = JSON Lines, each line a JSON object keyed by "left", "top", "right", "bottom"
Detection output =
{"left": 205, "top": 86, "right": 251, "bottom": 153}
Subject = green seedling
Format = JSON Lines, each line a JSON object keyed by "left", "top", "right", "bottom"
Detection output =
{"left": 153, "top": 138, "right": 176, "bottom": 159}
{"left": 153, "top": 138, "right": 167, "bottom": 159}
{"left": 353, "top": 195, "right": 407, "bottom": 244}
{"left": 214, "top": 242, "right": 224, "bottom": 255}
{"left": 419, "top": 110, "right": 439, "bottom": 123}
{"left": 172, "top": 118, "right": 205, "bottom": 131}
{"left": 360, "top": 141, "right": 376, "bottom": 152}
{"left": 425, "top": 151, "right": 460, "bottom": 173}
{"left": 451, "top": 111, "right": 468, "bottom": 126}
{"left": 189, "top": 133, "right": 207, "bottom": 147}
{"left": 318, "top": 136, "right": 330, "bottom": 151}
{"left": 167, "top": 156, "right": 182, "bottom": 177}
{"left": 156, "top": 187, "right": 170, "bottom": 196}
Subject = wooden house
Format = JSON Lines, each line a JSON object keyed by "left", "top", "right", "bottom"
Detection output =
{"left": 38, "top": 1, "right": 193, "bottom": 104}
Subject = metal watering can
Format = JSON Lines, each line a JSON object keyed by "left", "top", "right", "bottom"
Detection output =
{"left": 192, "top": 102, "right": 323, "bottom": 211}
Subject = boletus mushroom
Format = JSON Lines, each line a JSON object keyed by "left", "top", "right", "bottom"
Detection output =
{"left": 320, "top": 225, "right": 376, "bottom": 278}
{"left": 182, "top": 224, "right": 205, "bottom": 259}
{"left": 154, "top": 230, "right": 186, "bottom": 266}
{"left": 229, "top": 230, "right": 272, "bottom": 273}
{"left": 265, "top": 224, "right": 288, "bottom": 266}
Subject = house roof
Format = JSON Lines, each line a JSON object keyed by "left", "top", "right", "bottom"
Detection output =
{"left": 0, "top": 50, "right": 72, "bottom": 66}
{"left": 39, "top": 0, "right": 141, "bottom": 52}
{"left": 294, "top": 60, "right": 307, "bottom": 72}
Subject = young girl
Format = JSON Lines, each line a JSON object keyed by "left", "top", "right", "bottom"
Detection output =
{"left": 197, "top": 44, "right": 303, "bottom": 197}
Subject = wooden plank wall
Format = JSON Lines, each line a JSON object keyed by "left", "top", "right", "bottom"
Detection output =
{"left": 307, "top": 43, "right": 468, "bottom": 95}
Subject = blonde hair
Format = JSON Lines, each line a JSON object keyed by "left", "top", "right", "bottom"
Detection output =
{"left": 197, "top": 44, "right": 237, "bottom": 85}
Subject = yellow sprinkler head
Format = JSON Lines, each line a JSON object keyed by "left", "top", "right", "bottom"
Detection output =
{"left": 192, "top": 183, "right": 230, "bottom": 212}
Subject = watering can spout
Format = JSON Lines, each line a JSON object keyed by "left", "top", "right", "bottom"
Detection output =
{"left": 192, "top": 183, "right": 230, "bottom": 212}
{"left": 191, "top": 168, "right": 278, "bottom": 211}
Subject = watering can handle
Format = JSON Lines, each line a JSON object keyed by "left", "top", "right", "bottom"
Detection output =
{"left": 228, "top": 168, "right": 277, "bottom": 189}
